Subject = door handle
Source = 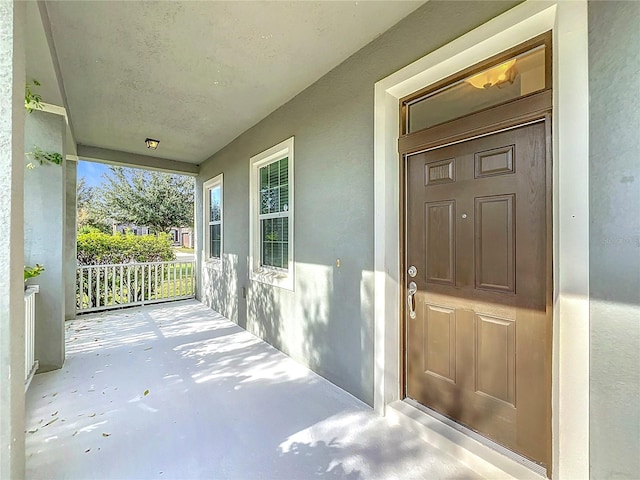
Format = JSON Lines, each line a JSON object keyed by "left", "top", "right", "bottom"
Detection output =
{"left": 407, "top": 281, "right": 417, "bottom": 319}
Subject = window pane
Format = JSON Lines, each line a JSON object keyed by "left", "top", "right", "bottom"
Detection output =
{"left": 260, "top": 166, "right": 268, "bottom": 191}
{"left": 261, "top": 217, "right": 288, "bottom": 269}
{"left": 209, "top": 187, "right": 221, "bottom": 222}
{"left": 279, "top": 157, "right": 288, "bottom": 185}
{"left": 407, "top": 45, "right": 546, "bottom": 133}
{"left": 282, "top": 217, "right": 289, "bottom": 242}
{"left": 268, "top": 162, "right": 279, "bottom": 188}
{"left": 210, "top": 224, "right": 221, "bottom": 259}
{"left": 259, "top": 157, "right": 288, "bottom": 214}
{"left": 262, "top": 239, "right": 273, "bottom": 267}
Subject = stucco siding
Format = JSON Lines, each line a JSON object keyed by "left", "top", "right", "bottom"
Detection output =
{"left": 24, "top": 110, "right": 67, "bottom": 372}
{"left": 0, "top": 2, "right": 26, "bottom": 478}
{"left": 589, "top": 1, "right": 640, "bottom": 478}
{"left": 197, "top": 1, "right": 520, "bottom": 405}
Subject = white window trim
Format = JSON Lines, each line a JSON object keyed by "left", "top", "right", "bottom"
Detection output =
{"left": 249, "top": 137, "right": 294, "bottom": 291}
{"left": 203, "top": 173, "right": 223, "bottom": 270}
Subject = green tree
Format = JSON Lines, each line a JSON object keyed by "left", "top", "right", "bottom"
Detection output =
{"left": 99, "top": 167, "right": 194, "bottom": 234}
{"left": 77, "top": 176, "right": 110, "bottom": 233}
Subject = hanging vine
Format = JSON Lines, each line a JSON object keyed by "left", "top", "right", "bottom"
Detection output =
{"left": 24, "top": 80, "right": 63, "bottom": 168}
{"left": 25, "top": 79, "right": 44, "bottom": 113}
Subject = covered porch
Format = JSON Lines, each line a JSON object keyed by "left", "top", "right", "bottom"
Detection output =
{"left": 2, "top": 0, "right": 638, "bottom": 478}
{"left": 26, "top": 300, "right": 490, "bottom": 480}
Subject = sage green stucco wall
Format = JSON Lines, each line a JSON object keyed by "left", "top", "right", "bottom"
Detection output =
{"left": 24, "top": 110, "right": 67, "bottom": 373}
{"left": 197, "top": 1, "right": 519, "bottom": 405}
{"left": 588, "top": 2, "right": 640, "bottom": 477}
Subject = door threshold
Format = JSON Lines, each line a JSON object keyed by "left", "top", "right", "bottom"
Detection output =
{"left": 386, "top": 399, "right": 547, "bottom": 479}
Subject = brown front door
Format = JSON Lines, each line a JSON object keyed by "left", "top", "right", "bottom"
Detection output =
{"left": 405, "top": 121, "right": 551, "bottom": 467}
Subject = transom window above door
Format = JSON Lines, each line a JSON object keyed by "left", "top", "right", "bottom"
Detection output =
{"left": 402, "top": 33, "right": 551, "bottom": 134}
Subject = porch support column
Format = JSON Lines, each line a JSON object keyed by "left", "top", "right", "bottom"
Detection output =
{"left": 0, "top": 1, "right": 26, "bottom": 478}
{"left": 24, "top": 110, "right": 66, "bottom": 372}
{"left": 64, "top": 159, "right": 77, "bottom": 320}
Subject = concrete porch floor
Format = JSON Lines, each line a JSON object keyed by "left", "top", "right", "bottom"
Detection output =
{"left": 26, "top": 300, "right": 485, "bottom": 480}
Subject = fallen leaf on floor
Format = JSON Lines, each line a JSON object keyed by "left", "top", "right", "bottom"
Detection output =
{"left": 102, "top": 433, "right": 111, "bottom": 437}
{"left": 52, "top": 411, "right": 58, "bottom": 416}
{"left": 43, "top": 417, "right": 58, "bottom": 427}
{"left": 89, "top": 413, "right": 96, "bottom": 418}
{"left": 52, "top": 393, "right": 57, "bottom": 397}
{"left": 27, "top": 429, "right": 38, "bottom": 434}
{"left": 144, "top": 389, "right": 150, "bottom": 396}
{"left": 85, "top": 448, "right": 91, "bottom": 453}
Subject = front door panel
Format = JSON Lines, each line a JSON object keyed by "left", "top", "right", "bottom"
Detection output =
{"left": 405, "top": 122, "right": 550, "bottom": 467}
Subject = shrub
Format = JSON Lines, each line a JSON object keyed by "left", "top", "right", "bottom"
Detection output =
{"left": 76, "top": 232, "right": 178, "bottom": 310}
{"left": 77, "top": 231, "right": 175, "bottom": 266}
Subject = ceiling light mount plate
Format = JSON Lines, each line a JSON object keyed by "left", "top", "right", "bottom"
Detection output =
{"left": 145, "top": 138, "right": 160, "bottom": 150}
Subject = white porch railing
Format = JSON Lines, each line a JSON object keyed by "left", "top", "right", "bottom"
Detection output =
{"left": 24, "top": 285, "right": 39, "bottom": 391}
{"left": 76, "top": 260, "right": 195, "bottom": 314}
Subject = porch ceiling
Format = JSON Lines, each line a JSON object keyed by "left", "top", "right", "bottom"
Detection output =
{"left": 34, "top": 1, "right": 424, "bottom": 165}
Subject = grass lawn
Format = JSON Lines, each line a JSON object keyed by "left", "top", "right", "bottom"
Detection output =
{"left": 174, "top": 246, "right": 194, "bottom": 254}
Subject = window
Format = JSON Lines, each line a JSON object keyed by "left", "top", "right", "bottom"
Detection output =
{"left": 249, "top": 137, "right": 294, "bottom": 290}
{"left": 203, "top": 174, "right": 223, "bottom": 269}
{"left": 403, "top": 34, "right": 551, "bottom": 133}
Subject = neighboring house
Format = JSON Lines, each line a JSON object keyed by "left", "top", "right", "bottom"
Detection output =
{"left": 111, "top": 224, "right": 192, "bottom": 248}
{"left": 170, "top": 227, "right": 192, "bottom": 248}
{"left": 112, "top": 223, "right": 150, "bottom": 236}
{"left": 1, "top": 1, "right": 638, "bottom": 479}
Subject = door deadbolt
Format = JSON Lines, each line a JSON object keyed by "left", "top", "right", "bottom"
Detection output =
{"left": 408, "top": 265, "right": 417, "bottom": 278}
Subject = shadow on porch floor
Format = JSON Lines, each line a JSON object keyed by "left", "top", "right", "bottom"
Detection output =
{"left": 26, "top": 300, "right": 481, "bottom": 480}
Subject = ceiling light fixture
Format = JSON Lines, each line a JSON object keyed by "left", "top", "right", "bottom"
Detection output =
{"left": 466, "top": 59, "right": 517, "bottom": 90}
{"left": 145, "top": 138, "right": 160, "bottom": 150}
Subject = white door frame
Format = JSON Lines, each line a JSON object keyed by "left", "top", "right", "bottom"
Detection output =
{"left": 373, "top": 1, "right": 589, "bottom": 478}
